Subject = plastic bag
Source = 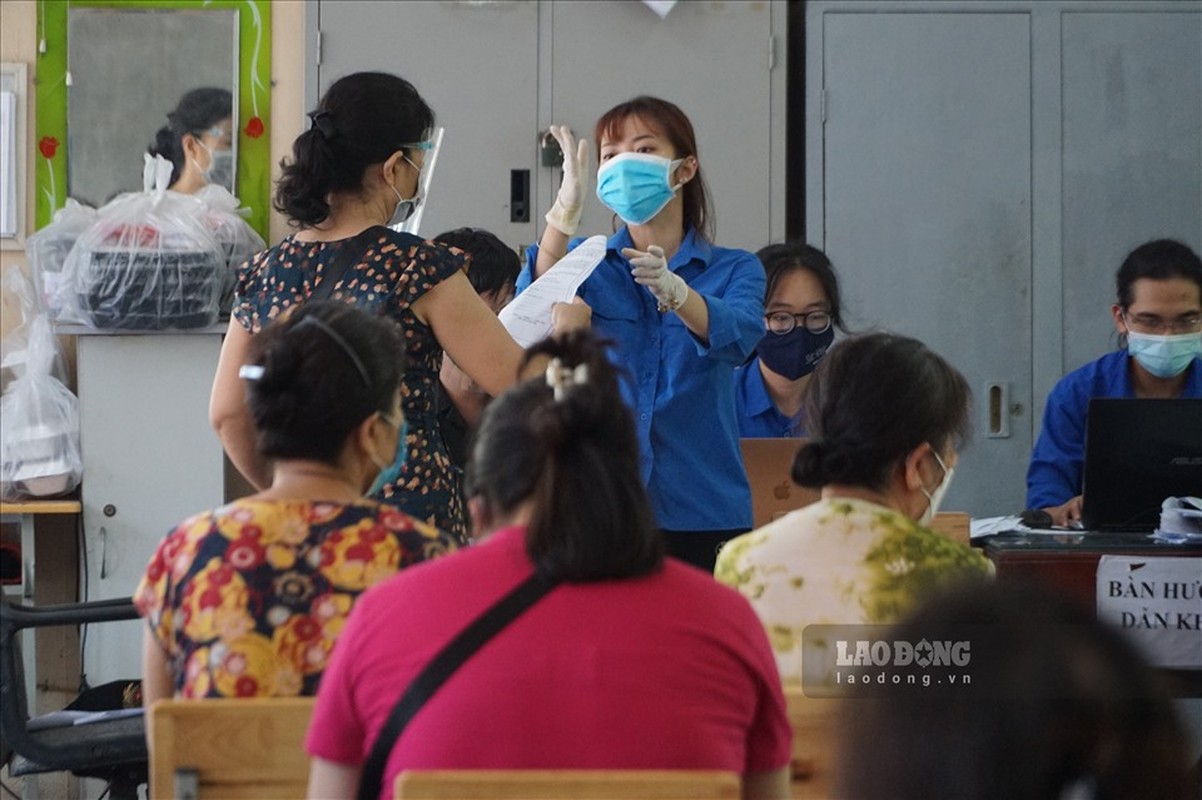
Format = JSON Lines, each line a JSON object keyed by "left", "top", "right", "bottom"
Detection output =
{"left": 195, "top": 184, "right": 266, "bottom": 315}
{"left": 56, "top": 155, "right": 224, "bottom": 329}
{"left": 0, "top": 267, "right": 66, "bottom": 386}
{"left": 0, "top": 315, "right": 82, "bottom": 499}
{"left": 23, "top": 199, "right": 98, "bottom": 320}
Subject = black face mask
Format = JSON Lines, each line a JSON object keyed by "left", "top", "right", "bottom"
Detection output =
{"left": 757, "top": 326, "right": 834, "bottom": 380}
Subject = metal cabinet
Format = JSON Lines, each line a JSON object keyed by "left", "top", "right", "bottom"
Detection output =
{"left": 75, "top": 330, "right": 224, "bottom": 683}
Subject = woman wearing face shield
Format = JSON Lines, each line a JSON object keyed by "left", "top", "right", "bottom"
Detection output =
{"left": 714, "top": 332, "right": 992, "bottom": 685}
{"left": 148, "top": 87, "right": 235, "bottom": 194}
{"left": 210, "top": 72, "right": 590, "bottom": 542}
{"left": 137, "top": 302, "right": 458, "bottom": 706}
{"left": 735, "top": 243, "right": 845, "bottom": 437}
{"left": 522, "top": 97, "right": 765, "bottom": 572}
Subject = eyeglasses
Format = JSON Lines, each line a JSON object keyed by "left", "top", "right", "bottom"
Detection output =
{"left": 765, "top": 309, "right": 832, "bottom": 335}
{"left": 1123, "top": 312, "right": 1202, "bottom": 335}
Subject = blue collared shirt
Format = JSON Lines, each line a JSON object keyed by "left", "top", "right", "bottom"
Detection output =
{"left": 733, "top": 356, "right": 806, "bottom": 438}
{"left": 1026, "top": 349, "right": 1202, "bottom": 509}
{"left": 518, "top": 227, "right": 765, "bottom": 531}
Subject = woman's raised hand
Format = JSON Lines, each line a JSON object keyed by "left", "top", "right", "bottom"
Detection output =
{"left": 544, "top": 125, "right": 590, "bottom": 236}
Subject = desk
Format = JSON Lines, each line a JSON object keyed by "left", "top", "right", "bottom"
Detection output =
{"left": 0, "top": 499, "right": 81, "bottom": 714}
{"left": 0, "top": 499, "right": 81, "bottom": 600}
{"left": 981, "top": 532, "right": 1202, "bottom": 697}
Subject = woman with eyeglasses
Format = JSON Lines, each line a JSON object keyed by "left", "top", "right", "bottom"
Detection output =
{"left": 137, "top": 302, "right": 458, "bottom": 705}
{"left": 1026, "top": 238, "right": 1202, "bottom": 526}
{"left": 147, "top": 87, "right": 234, "bottom": 193}
{"left": 734, "top": 243, "right": 845, "bottom": 438}
{"left": 715, "top": 332, "right": 992, "bottom": 685}
{"left": 525, "top": 98, "right": 765, "bottom": 572}
{"left": 210, "top": 72, "right": 589, "bottom": 542}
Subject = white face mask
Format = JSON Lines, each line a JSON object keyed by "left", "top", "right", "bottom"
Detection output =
{"left": 918, "top": 449, "right": 955, "bottom": 527}
{"left": 387, "top": 156, "right": 423, "bottom": 227}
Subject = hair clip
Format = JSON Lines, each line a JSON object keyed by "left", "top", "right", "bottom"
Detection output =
{"left": 545, "top": 357, "right": 589, "bottom": 402}
{"left": 290, "top": 315, "right": 371, "bottom": 386}
{"left": 238, "top": 364, "right": 265, "bottom": 381}
{"left": 307, "top": 110, "right": 337, "bottom": 140}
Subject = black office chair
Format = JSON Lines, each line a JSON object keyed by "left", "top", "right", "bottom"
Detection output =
{"left": 0, "top": 597, "right": 147, "bottom": 800}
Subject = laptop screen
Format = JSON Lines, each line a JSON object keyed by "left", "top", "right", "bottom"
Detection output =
{"left": 1081, "top": 398, "right": 1202, "bottom": 531}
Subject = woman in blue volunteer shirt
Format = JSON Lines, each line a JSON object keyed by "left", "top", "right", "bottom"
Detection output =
{"left": 734, "top": 243, "right": 844, "bottom": 438}
{"left": 520, "top": 96, "right": 765, "bottom": 572}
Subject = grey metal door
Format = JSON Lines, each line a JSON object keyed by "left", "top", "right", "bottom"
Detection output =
{"left": 814, "top": 9, "right": 1034, "bottom": 517}
{"left": 312, "top": 0, "right": 784, "bottom": 251}
{"left": 315, "top": 0, "right": 541, "bottom": 246}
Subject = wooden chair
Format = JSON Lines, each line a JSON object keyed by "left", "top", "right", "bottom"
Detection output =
{"left": 148, "top": 697, "right": 314, "bottom": 799}
{"left": 785, "top": 686, "right": 840, "bottom": 800}
{"left": 394, "top": 769, "right": 741, "bottom": 799}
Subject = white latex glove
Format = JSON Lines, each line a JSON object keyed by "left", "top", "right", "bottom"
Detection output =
{"left": 544, "top": 125, "right": 589, "bottom": 235}
{"left": 622, "top": 245, "right": 688, "bottom": 312}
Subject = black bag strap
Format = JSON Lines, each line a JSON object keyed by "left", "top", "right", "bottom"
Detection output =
{"left": 309, "top": 225, "right": 388, "bottom": 303}
{"left": 355, "top": 571, "right": 558, "bottom": 800}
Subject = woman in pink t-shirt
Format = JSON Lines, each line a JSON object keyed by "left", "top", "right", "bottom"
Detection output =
{"left": 305, "top": 331, "right": 792, "bottom": 800}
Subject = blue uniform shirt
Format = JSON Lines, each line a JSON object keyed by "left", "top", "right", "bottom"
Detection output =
{"left": 734, "top": 356, "right": 805, "bottom": 438}
{"left": 518, "top": 227, "right": 765, "bottom": 531}
{"left": 1026, "top": 349, "right": 1202, "bottom": 509}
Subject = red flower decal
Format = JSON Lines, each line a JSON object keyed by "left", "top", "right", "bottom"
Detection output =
{"left": 244, "top": 116, "right": 265, "bottom": 139}
{"left": 39, "top": 136, "right": 59, "bottom": 159}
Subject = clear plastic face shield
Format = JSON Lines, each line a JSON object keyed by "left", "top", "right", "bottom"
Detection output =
{"left": 390, "top": 127, "right": 445, "bottom": 236}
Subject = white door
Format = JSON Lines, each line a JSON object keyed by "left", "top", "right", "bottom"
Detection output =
{"left": 813, "top": 9, "right": 1034, "bottom": 517}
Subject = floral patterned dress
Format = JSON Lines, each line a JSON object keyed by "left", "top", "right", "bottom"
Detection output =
{"left": 233, "top": 230, "right": 470, "bottom": 540}
{"left": 134, "top": 498, "right": 457, "bottom": 699}
{"left": 714, "top": 497, "right": 992, "bottom": 685}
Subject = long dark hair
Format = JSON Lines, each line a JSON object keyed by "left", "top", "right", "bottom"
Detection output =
{"left": 793, "top": 332, "right": 970, "bottom": 490}
{"left": 275, "top": 72, "right": 435, "bottom": 227}
{"left": 464, "top": 331, "right": 663, "bottom": 581}
{"left": 147, "top": 87, "right": 231, "bottom": 186}
{"left": 594, "top": 96, "right": 713, "bottom": 241}
{"left": 245, "top": 301, "right": 405, "bottom": 463}
{"left": 1115, "top": 238, "right": 1202, "bottom": 309}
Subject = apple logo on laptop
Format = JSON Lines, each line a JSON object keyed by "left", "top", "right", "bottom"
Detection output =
{"left": 773, "top": 481, "right": 791, "bottom": 500}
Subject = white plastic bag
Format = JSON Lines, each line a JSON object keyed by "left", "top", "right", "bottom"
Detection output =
{"left": 0, "top": 267, "right": 66, "bottom": 385}
{"left": 0, "top": 316, "right": 82, "bottom": 499}
{"left": 195, "top": 184, "right": 266, "bottom": 315}
{"left": 23, "top": 199, "right": 98, "bottom": 319}
{"left": 56, "top": 155, "right": 224, "bottom": 329}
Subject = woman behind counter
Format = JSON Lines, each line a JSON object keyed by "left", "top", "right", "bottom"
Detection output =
{"left": 716, "top": 332, "right": 992, "bottom": 684}
{"left": 525, "top": 97, "right": 765, "bottom": 572}
{"left": 209, "top": 72, "right": 588, "bottom": 541}
{"left": 137, "top": 302, "right": 457, "bottom": 704}
{"left": 305, "top": 331, "right": 791, "bottom": 800}
{"left": 735, "top": 242, "right": 845, "bottom": 438}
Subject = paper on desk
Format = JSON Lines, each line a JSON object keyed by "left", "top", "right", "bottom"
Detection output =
{"left": 499, "top": 235, "right": 606, "bottom": 348}
{"left": 970, "top": 516, "right": 1086, "bottom": 539}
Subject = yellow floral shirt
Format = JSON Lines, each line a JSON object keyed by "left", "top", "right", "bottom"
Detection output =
{"left": 714, "top": 497, "right": 991, "bottom": 684}
{"left": 134, "top": 498, "right": 457, "bottom": 698}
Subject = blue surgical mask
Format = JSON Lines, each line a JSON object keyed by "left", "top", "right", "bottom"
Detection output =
{"left": 1127, "top": 331, "right": 1202, "bottom": 379}
{"left": 757, "top": 326, "right": 834, "bottom": 381}
{"left": 595, "top": 152, "right": 683, "bottom": 226}
{"left": 368, "top": 418, "right": 408, "bottom": 497}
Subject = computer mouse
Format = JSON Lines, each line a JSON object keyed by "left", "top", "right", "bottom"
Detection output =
{"left": 1020, "top": 508, "right": 1054, "bottom": 529}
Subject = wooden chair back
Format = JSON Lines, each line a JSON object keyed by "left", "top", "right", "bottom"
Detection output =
{"left": 930, "top": 511, "right": 971, "bottom": 545}
{"left": 394, "top": 769, "right": 741, "bottom": 799}
{"left": 786, "top": 686, "right": 840, "bottom": 799}
{"left": 148, "top": 697, "right": 314, "bottom": 799}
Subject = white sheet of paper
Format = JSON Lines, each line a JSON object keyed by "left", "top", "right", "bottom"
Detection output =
{"left": 499, "top": 235, "right": 607, "bottom": 348}
{"left": 1096, "top": 555, "right": 1202, "bottom": 668}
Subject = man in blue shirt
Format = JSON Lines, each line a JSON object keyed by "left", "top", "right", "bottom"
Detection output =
{"left": 1027, "top": 239, "right": 1202, "bottom": 525}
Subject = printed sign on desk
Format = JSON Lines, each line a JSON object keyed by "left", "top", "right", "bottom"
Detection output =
{"left": 1096, "top": 555, "right": 1202, "bottom": 669}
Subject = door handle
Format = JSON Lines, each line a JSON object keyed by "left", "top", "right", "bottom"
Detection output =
{"left": 510, "top": 169, "right": 531, "bottom": 223}
{"left": 986, "top": 382, "right": 1011, "bottom": 438}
